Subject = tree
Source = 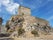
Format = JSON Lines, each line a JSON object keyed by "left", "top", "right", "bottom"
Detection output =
{"left": 5, "top": 21, "right": 10, "bottom": 31}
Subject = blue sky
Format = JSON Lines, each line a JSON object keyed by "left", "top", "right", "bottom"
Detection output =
{"left": 0, "top": 0, "right": 53, "bottom": 27}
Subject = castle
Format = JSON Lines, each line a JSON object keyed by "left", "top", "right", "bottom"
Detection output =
{"left": 18, "top": 6, "right": 49, "bottom": 26}
{"left": 0, "top": 6, "right": 51, "bottom": 38}
{"left": 4, "top": 6, "right": 51, "bottom": 37}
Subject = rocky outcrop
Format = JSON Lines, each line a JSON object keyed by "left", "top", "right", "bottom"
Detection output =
{"left": 5, "top": 14, "right": 52, "bottom": 38}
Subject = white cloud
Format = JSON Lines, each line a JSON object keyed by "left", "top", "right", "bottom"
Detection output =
{"left": 6, "top": 3, "right": 19, "bottom": 14}
{"left": 47, "top": 16, "right": 53, "bottom": 21}
{"left": 1, "top": 0, "right": 10, "bottom": 6}
{"left": 0, "top": 0, "right": 19, "bottom": 14}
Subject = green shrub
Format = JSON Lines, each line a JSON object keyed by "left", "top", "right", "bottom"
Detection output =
{"left": 18, "top": 28, "right": 25, "bottom": 36}
{"left": 43, "top": 26, "right": 47, "bottom": 30}
{"left": 31, "top": 30, "right": 39, "bottom": 37}
{"left": 5, "top": 21, "right": 10, "bottom": 31}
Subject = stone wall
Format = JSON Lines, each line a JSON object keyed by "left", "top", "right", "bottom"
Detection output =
{"left": 18, "top": 6, "right": 49, "bottom": 26}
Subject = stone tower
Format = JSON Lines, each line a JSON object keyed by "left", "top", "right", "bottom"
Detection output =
{"left": 18, "top": 6, "right": 31, "bottom": 16}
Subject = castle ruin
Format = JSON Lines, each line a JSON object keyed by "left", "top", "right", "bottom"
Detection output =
{"left": 0, "top": 6, "right": 52, "bottom": 39}
{"left": 4, "top": 6, "right": 51, "bottom": 37}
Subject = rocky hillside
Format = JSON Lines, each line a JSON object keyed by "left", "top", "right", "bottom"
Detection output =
{"left": 5, "top": 14, "right": 52, "bottom": 38}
